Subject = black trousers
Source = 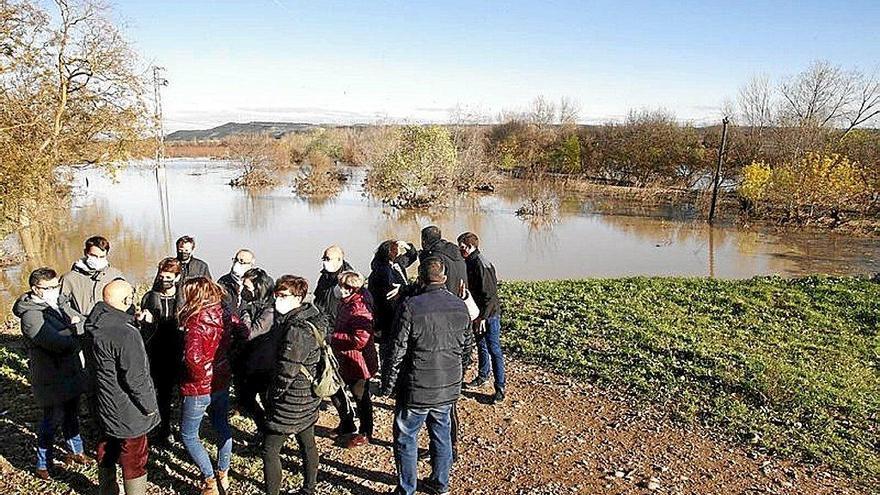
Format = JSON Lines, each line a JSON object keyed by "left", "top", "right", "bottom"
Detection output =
{"left": 263, "top": 425, "right": 318, "bottom": 495}
{"left": 238, "top": 371, "right": 271, "bottom": 434}
{"left": 330, "top": 381, "right": 374, "bottom": 438}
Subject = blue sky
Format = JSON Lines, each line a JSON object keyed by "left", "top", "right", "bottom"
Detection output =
{"left": 101, "top": 0, "right": 880, "bottom": 130}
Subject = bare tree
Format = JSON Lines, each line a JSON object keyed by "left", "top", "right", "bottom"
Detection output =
{"left": 558, "top": 96, "right": 581, "bottom": 126}
{"left": 528, "top": 95, "right": 557, "bottom": 126}
{"left": 841, "top": 69, "right": 880, "bottom": 137}
{"left": 778, "top": 60, "right": 855, "bottom": 127}
{"left": 737, "top": 74, "right": 774, "bottom": 130}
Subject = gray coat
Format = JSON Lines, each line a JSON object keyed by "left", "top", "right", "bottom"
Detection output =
{"left": 61, "top": 259, "right": 125, "bottom": 316}
{"left": 13, "top": 293, "right": 87, "bottom": 407}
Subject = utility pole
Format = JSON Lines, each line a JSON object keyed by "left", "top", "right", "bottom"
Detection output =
{"left": 708, "top": 116, "right": 729, "bottom": 224}
{"left": 152, "top": 66, "right": 168, "bottom": 169}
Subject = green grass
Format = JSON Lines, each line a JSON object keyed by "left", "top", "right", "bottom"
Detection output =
{"left": 499, "top": 275, "right": 880, "bottom": 482}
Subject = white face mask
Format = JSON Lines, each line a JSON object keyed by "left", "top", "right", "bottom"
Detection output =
{"left": 231, "top": 262, "right": 249, "bottom": 278}
{"left": 274, "top": 295, "right": 300, "bottom": 315}
{"left": 322, "top": 259, "right": 343, "bottom": 273}
{"left": 40, "top": 288, "right": 61, "bottom": 307}
{"left": 86, "top": 255, "right": 109, "bottom": 271}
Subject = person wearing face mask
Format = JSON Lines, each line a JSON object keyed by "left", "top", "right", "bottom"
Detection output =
{"left": 314, "top": 245, "right": 353, "bottom": 323}
{"left": 83, "top": 280, "right": 159, "bottom": 495}
{"left": 263, "top": 276, "right": 327, "bottom": 495}
{"left": 175, "top": 235, "right": 212, "bottom": 282}
{"left": 233, "top": 267, "right": 278, "bottom": 439}
{"left": 177, "top": 277, "right": 245, "bottom": 495}
{"left": 139, "top": 258, "right": 185, "bottom": 446}
{"left": 329, "top": 271, "right": 378, "bottom": 449}
{"left": 14, "top": 267, "right": 90, "bottom": 480}
{"left": 61, "top": 235, "right": 125, "bottom": 316}
{"left": 218, "top": 249, "right": 255, "bottom": 314}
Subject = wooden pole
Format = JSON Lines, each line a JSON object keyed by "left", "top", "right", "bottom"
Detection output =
{"left": 708, "top": 117, "right": 729, "bottom": 224}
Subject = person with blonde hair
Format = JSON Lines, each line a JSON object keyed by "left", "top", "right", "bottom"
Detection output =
{"left": 330, "top": 271, "right": 378, "bottom": 448}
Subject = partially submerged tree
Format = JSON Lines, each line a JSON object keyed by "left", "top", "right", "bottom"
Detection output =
{"left": 0, "top": 0, "right": 148, "bottom": 229}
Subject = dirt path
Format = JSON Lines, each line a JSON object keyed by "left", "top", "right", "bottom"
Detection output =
{"left": 310, "top": 359, "right": 864, "bottom": 495}
{"left": 0, "top": 356, "right": 868, "bottom": 495}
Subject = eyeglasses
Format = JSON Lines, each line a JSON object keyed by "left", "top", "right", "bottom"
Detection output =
{"left": 36, "top": 284, "right": 60, "bottom": 290}
{"left": 232, "top": 257, "right": 252, "bottom": 264}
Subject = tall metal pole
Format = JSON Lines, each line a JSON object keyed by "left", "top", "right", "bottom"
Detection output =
{"left": 708, "top": 117, "right": 729, "bottom": 224}
{"left": 152, "top": 66, "right": 168, "bottom": 169}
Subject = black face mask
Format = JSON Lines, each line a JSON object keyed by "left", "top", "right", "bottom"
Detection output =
{"left": 242, "top": 288, "right": 255, "bottom": 302}
{"left": 177, "top": 252, "right": 191, "bottom": 262}
{"left": 159, "top": 280, "right": 175, "bottom": 290}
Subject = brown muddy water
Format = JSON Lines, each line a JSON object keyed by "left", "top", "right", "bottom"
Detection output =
{"left": 2, "top": 159, "right": 878, "bottom": 313}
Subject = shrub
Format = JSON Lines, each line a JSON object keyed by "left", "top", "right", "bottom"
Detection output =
{"left": 365, "top": 125, "right": 458, "bottom": 207}
{"left": 293, "top": 150, "right": 347, "bottom": 195}
{"left": 739, "top": 152, "right": 867, "bottom": 220}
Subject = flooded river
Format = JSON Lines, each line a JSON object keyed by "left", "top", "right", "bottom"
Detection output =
{"left": 2, "top": 159, "right": 878, "bottom": 312}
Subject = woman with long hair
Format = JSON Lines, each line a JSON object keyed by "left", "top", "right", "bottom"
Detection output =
{"left": 234, "top": 267, "right": 277, "bottom": 437}
{"left": 178, "top": 277, "right": 242, "bottom": 495}
{"left": 139, "top": 257, "right": 184, "bottom": 446}
{"left": 330, "top": 271, "right": 378, "bottom": 448}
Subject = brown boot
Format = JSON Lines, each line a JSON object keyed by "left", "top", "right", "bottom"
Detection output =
{"left": 216, "top": 470, "right": 230, "bottom": 491}
{"left": 201, "top": 477, "right": 219, "bottom": 495}
{"left": 35, "top": 468, "right": 50, "bottom": 480}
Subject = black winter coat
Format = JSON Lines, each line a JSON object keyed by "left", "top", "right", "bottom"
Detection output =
{"left": 237, "top": 301, "right": 280, "bottom": 375}
{"left": 179, "top": 257, "right": 212, "bottom": 282}
{"left": 139, "top": 290, "right": 184, "bottom": 380}
{"left": 13, "top": 293, "right": 87, "bottom": 407}
{"left": 464, "top": 249, "right": 500, "bottom": 319}
{"left": 381, "top": 284, "right": 473, "bottom": 408}
{"left": 368, "top": 246, "right": 417, "bottom": 338}
{"left": 420, "top": 238, "right": 468, "bottom": 295}
{"left": 264, "top": 303, "right": 325, "bottom": 435}
{"left": 218, "top": 273, "right": 245, "bottom": 314}
{"left": 84, "top": 302, "right": 159, "bottom": 439}
{"left": 314, "top": 260, "right": 353, "bottom": 323}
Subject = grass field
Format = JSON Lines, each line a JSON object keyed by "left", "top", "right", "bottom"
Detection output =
{"left": 499, "top": 275, "right": 880, "bottom": 483}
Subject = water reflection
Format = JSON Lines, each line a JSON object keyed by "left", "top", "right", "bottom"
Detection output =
{"left": 2, "top": 159, "right": 878, "bottom": 313}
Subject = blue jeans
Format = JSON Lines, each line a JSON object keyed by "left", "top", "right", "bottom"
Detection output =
{"left": 393, "top": 403, "right": 453, "bottom": 495}
{"left": 180, "top": 390, "right": 232, "bottom": 479}
{"left": 477, "top": 315, "right": 506, "bottom": 389}
{"left": 36, "top": 397, "right": 83, "bottom": 469}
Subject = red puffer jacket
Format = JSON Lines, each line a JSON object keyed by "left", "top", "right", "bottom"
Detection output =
{"left": 330, "top": 289, "right": 379, "bottom": 383}
{"left": 180, "top": 304, "right": 242, "bottom": 396}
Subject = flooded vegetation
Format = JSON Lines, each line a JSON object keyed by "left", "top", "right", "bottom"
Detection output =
{"left": 2, "top": 159, "right": 878, "bottom": 315}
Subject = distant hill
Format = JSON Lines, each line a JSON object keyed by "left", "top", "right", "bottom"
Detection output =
{"left": 166, "top": 121, "right": 325, "bottom": 141}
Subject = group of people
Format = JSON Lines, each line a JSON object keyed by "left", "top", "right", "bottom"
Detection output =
{"left": 14, "top": 225, "right": 506, "bottom": 495}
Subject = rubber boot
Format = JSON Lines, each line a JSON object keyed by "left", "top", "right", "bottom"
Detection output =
{"left": 122, "top": 474, "right": 147, "bottom": 495}
{"left": 98, "top": 466, "right": 120, "bottom": 495}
